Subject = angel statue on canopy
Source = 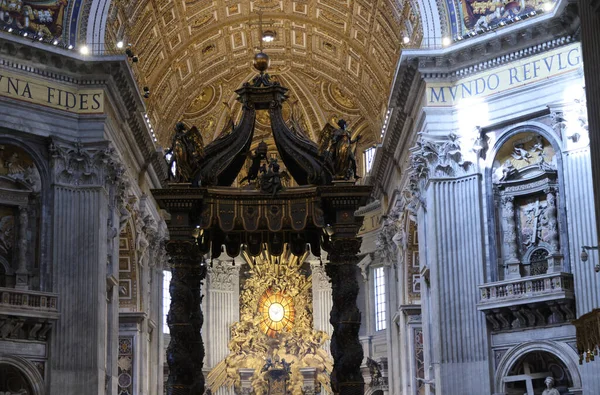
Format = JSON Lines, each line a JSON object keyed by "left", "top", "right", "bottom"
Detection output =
{"left": 318, "top": 119, "right": 361, "bottom": 180}
{"left": 166, "top": 122, "right": 204, "bottom": 182}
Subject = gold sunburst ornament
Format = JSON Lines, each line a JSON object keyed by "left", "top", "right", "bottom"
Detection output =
{"left": 207, "top": 248, "right": 333, "bottom": 395}
{"left": 258, "top": 289, "right": 295, "bottom": 337}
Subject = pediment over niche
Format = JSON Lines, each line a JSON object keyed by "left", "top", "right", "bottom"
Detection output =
{"left": 492, "top": 133, "right": 557, "bottom": 184}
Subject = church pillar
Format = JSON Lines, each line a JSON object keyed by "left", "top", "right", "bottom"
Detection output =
{"left": 326, "top": 236, "right": 365, "bottom": 395}
{"left": 165, "top": 240, "right": 206, "bottom": 395}
{"left": 206, "top": 260, "right": 240, "bottom": 369}
{"left": 544, "top": 187, "right": 563, "bottom": 273}
{"left": 500, "top": 195, "right": 521, "bottom": 280}
{"left": 47, "top": 141, "right": 126, "bottom": 395}
{"left": 310, "top": 261, "right": 333, "bottom": 355}
{"left": 15, "top": 206, "right": 29, "bottom": 289}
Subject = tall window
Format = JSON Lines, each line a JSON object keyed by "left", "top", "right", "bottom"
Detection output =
{"left": 163, "top": 270, "right": 172, "bottom": 334}
{"left": 374, "top": 267, "right": 387, "bottom": 331}
{"left": 364, "top": 147, "right": 376, "bottom": 174}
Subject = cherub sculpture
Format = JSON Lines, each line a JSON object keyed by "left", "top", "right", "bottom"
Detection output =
{"left": 318, "top": 119, "right": 361, "bottom": 180}
{"left": 166, "top": 122, "right": 204, "bottom": 182}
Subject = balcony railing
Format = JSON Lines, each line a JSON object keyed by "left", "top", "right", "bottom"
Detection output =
{"left": 0, "top": 287, "right": 59, "bottom": 319}
{"left": 479, "top": 272, "right": 574, "bottom": 308}
{"left": 477, "top": 273, "right": 575, "bottom": 331}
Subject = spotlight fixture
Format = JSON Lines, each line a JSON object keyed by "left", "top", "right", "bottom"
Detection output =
{"left": 403, "top": 36, "right": 410, "bottom": 44}
{"left": 22, "top": 32, "right": 28, "bottom": 37}
{"left": 442, "top": 36, "right": 452, "bottom": 47}
{"left": 143, "top": 87, "right": 150, "bottom": 99}
{"left": 80, "top": 45, "right": 90, "bottom": 55}
{"left": 116, "top": 41, "right": 124, "bottom": 49}
{"left": 7, "top": 28, "right": 12, "bottom": 33}
{"left": 38, "top": 36, "right": 43, "bottom": 41}
{"left": 67, "top": 44, "right": 73, "bottom": 50}
{"left": 262, "top": 30, "right": 276, "bottom": 42}
{"left": 53, "top": 39, "right": 59, "bottom": 45}
{"left": 543, "top": 2, "right": 554, "bottom": 12}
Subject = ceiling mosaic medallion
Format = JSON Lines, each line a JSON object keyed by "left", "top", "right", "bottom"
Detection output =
{"left": 185, "top": 86, "right": 217, "bottom": 115}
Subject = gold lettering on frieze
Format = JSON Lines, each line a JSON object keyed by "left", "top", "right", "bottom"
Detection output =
{"left": 0, "top": 69, "right": 104, "bottom": 114}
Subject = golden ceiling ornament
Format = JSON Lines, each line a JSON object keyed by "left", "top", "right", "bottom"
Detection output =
{"left": 207, "top": 248, "right": 332, "bottom": 395}
{"left": 185, "top": 86, "right": 216, "bottom": 115}
{"left": 104, "top": 0, "right": 423, "bottom": 146}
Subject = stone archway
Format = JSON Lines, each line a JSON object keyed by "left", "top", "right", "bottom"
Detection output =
{"left": 494, "top": 341, "right": 582, "bottom": 395}
{"left": 0, "top": 356, "right": 45, "bottom": 395}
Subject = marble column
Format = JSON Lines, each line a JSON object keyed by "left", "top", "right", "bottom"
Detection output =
{"left": 165, "top": 240, "right": 206, "bottom": 395}
{"left": 326, "top": 237, "right": 364, "bottom": 395}
{"left": 15, "top": 206, "right": 29, "bottom": 289}
{"left": 48, "top": 143, "right": 115, "bottom": 395}
{"left": 311, "top": 261, "right": 333, "bottom": 355}
{"left": 206, "top": 260, "right": 240, "bottom": 372}
{"left": 544, "top": 187, "right": 563, "bottom": 273}
{"left": 501, "top": 195, "right": 521, "bottom": 280}
{"left": 579, "top": 0, "right": 600, "bottom": 248}
{"left": 424, "top": 174, "right": 490, "bottom": 394}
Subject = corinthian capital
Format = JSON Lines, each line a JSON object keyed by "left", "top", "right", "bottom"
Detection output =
{"left": 49, "top": 139, "right": 126, "bottom": 188}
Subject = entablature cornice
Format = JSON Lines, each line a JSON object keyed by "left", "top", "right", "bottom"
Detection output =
{"left": 0, "top": 34, "right": 169, "bottom": 186}
{"left": 398, "top": 6, "right": 578, "bottom": 79}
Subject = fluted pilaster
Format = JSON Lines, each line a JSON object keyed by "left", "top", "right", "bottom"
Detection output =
{"left": 425, "top": 175, "right": 490, "bottom": 393}
{"left": 49, "top": 186, "right": 108, "bottom": 394}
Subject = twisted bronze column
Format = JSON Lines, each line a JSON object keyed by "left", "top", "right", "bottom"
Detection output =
{"left": 166, "top": 240, "right": 206, "bottom": 395}
{"left": 326, "top": 237, "right": 365, "bottom": 395}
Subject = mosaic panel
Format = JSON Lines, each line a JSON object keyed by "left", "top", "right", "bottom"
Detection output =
{"left": 118, "top": 337, "right": 134, "bottom": 395}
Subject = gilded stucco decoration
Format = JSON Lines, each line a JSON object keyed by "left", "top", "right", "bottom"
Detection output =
{"left": 104, "top": 0, "right": 423, "bottom": 149}
{"left": 207, "top": 249, "right": 332, "bottom": 394}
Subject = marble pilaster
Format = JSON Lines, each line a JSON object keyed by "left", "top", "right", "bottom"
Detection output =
{"left": 206, "top": 260, "right": 240, "bottom": 369}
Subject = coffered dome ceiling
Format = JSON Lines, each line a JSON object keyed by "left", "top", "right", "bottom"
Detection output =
{"left": 104, "top": 0, "right": 423, "bottom": 147}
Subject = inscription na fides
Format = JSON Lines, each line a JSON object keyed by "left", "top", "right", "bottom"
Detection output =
{"left": 427, "top": 43, "right": 582, "bottom": 106}
{"left": 0, "top": 68, "right": 104, "bottom": 113}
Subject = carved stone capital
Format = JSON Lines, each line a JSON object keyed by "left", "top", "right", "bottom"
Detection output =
{"left": 207, "top": 261, "right": 240, "bottom": 291}
{"left": 49, "top": 140, "right": 127, "bottom": 190}
{"left": 310, "top": 262, "right": 331, "bottom": 290}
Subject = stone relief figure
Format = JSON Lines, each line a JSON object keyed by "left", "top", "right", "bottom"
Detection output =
{"left": 318, "top": 119, "right": 361, "bottom": 180}
{"left": 542, "top": 377, "right": 560, "bottom": 395}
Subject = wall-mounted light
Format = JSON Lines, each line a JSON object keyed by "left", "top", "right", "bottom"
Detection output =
{"left": 581, "top": 245, "right": 600, "bottom": 272}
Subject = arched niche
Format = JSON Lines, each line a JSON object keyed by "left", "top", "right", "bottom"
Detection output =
{"left": 0, "top": 356, "right": 45, "bottom": 395}
{"left": 494, "top": 341, "right": 582, "bottom": 395}
{"left": 0, "top": 144, "right": 42, "bottom": 289}
{"left": 489, "top": 130, "right": 567, "bottom": 280}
